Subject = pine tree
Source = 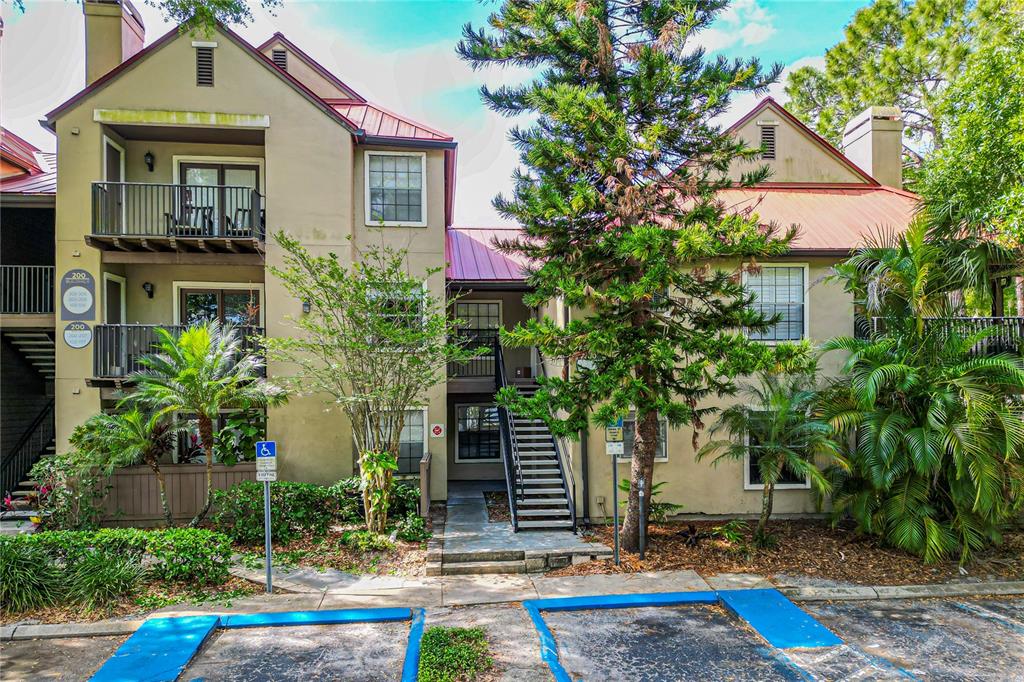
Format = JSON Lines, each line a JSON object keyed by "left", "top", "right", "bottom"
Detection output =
{"left": 458, "top": 0, "right": 807, "bottom": 551}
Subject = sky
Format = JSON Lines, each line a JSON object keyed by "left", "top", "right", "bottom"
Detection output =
{"left": 0, "top": 0, "right": 871, "bottom": 226}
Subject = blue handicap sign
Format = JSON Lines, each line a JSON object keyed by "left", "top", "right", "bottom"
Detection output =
{"left": 256, "top": 441, "right": 276, "bottom": 458}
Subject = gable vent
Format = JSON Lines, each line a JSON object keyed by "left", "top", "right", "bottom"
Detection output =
{"left": 760, "top": 125, "right": 776, "bottom": 160}
{"left": 196, "top": 46, "right": 214, "bottom": 87}
{"left": 272, "top": 49, "right": 288, "bottom": 71}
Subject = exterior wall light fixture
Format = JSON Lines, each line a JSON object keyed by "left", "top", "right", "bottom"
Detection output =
{"left": 142, "top": 282, "right": 155, "bottom": 298}
{"left": 144, "top": 151, "right": 155, "bottom": 172}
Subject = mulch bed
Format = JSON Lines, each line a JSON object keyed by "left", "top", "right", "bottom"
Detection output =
{"left": 484, "top": 491, "right": 511, "bottom": 523}
{"left": 0, "top": 576, "right": 258, "bottom": 626}
{"left": 271, "top": 530, "right": 428, "bottom": 576}
{"left": 549, "top": 519, "right": 1024, "bottom": 586}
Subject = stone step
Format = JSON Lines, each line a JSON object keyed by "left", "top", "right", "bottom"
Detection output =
{"left": 517, "top": 508, "right": 569, "bottom": 517}
{"left": 518, "top": 519, "right": 573, "bottom": 529}
{"left": 443, "top": 549, "right": 524, "bottom": 563}
{"left": 441, "top": 559, "right": 526, "bottom": 575}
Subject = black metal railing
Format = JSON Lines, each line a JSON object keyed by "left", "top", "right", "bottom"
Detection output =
{"left": 92, "top": 182, "right": 265, "bottom": 239}
{"left": 93, "top": 324, "right": 265, "bottom": 378}
{"left": 493, "top": 337, "right": 520, "bottom": 531}
{"left": 1, "top": 399, "right": 54, "bottom": 498}
{"left": 536, "top": 350, "right": 577, "bottom": 532}
{"left": 870, "top": 316, "right": 1024, "bottom": 356}
{"left": 0, "top": 265, "right": 55, "bottom": 314}
{"left": 448, "top": 328, "right": 498, "bottom": 378}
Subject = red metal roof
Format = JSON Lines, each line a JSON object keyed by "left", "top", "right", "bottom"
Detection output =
{"left": 446, "top": 227, "right": 532, "bottom": 282}
{"left": 716, "top": 184, "right": 919, "bottom": 252}
{"left": 329, "top": 100, "right": 453, "bottom": 142}
{"left": 1, "top": 127, "right": 44, "bottom": 175}
{"left": 1, "top": 127, "right": 55, "bottom": 196}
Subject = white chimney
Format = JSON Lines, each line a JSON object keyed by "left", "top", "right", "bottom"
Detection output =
{"left": 842, "top": 106, "right": 904, "bottom": 188}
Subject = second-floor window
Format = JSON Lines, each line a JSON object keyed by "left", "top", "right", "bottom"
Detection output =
{"left": 744, "top": 264, "right": 807, "bottom": 342}
{"left": 365, "top": 152, "right": 426, "bottom": 226}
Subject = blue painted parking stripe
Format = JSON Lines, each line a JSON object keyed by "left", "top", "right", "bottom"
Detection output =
{"left": 524, "top": 602, "right": 574, "bottom": 682}
{"left": 719, "top": 589, "right": 842, "bottom": 649}
{"left": 526, "top": 590, "right": 718, "bottom": 612}
{"left": 221, "top": 607, "right": 412, "bottom": 629}
{"left": 401, "top": 608, "right": 426, "bottom": 682}
{"left": 91, "top": 615, "right": 219, "bottom": 682}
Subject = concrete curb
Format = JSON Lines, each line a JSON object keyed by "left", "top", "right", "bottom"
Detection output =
{"left": 780, "top": 580, "right": 1024, "bottom": 602}
{"left": 4, "top": 579, "right": 1022, "bottom": 641}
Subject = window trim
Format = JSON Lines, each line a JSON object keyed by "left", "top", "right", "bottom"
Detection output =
{"left": 741, "top": 262, "right": 810, "bottom": 343}
{"left": 615, "top": 410, "right": 670, "bottom": 463}
{"left": 454, "top": 403, "right": 502, "bottom": 464}
{"left": 364, "top": 150, "right": 428, "bottom": 228}
{"left": 741, "top": 406, "right": 812, "bottom": 491}
{"left": 172, "top": 281, "right": 265, "bottom": 326}
{"left": 172, "top": 155, "right": 267, "bottom": 194}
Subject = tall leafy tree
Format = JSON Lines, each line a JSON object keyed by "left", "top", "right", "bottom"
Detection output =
{"left": 784, "top": 0, "right": 1015, "bottom": 168}
{"left": 130, "top": 322, "right": 286, "bottom": 526}
{"left": 3, "top": 0, "right": 283, "bottom": 33}
{"left": 458, "top": 0, "right": 807, "bottom": 551}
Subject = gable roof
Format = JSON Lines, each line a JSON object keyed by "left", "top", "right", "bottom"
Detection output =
{"left": 446, "top": 227, "right": 531, "bottom": 282}
{"left": 255, "top": 32, "right": 365, "bottom": 102}
{"left": 727, "top": 97, "right": 879, "bottom": 186}
{"left": 1, "top": 127, "right": 43, "bottom": 175}
{"left": 328, "top": 100, "right": 453, "bottom": 143}
{"left": 44, "top": 23, "right": 362, "bottom": 134}
{"left": 1, "top": 128, "right": 56, "bottom": 197}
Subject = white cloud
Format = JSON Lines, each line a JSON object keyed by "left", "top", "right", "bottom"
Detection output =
{"left": 697, "top": 0, "right": 776, "bottom": 53}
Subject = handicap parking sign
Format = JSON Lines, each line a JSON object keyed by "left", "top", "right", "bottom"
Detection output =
{"left": 256, "top": 441, "right": 277, "bottom": 481}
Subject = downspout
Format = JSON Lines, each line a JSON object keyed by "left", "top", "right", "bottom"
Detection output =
{"left": 580, "top": 427, "right": 590, "bottom": 525}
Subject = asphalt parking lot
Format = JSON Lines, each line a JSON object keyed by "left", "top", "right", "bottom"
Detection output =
{"left": 1, "top": 596, "right": 1021, "bottom": 681}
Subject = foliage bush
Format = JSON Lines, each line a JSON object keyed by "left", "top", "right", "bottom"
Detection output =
{"left": 394, "top": 513, "right": 430, "bottom": 542}
{"left": 340, "top": 530, "right": 394, "bottom": 552}
{"left": 28, "top": 453, "right": 109, "bottom": 531}
{"left": 418, "top": 626, "right": 493, "bottom": 682}
{"left": 0, "top": 541, "right": 63, "bottom": 612}
{"left": 65, "top": 550, "right": 145, "bottom": 609}
{"left": 210, "top": 477, "right": 420, "bottom": 543}
{"left": 0, "top": 527, "right": 232, "bottom": 612}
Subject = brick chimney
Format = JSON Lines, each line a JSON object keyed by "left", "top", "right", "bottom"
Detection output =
{"left": 842, "top": 106, "right": 904, "bottom": 189}
{"left": 83, "top": 0, "right": 145, "bottom": 85}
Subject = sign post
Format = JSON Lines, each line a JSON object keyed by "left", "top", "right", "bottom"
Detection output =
{"left": 606, "top": 418, "right": 623, "bottom": 566}
{"left": 255, "top": 440, "right": 277, "bottom": 594}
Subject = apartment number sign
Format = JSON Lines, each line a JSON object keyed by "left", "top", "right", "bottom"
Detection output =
{"left": 60, "top": 269, "right": 96, "bottom": 320}
{"left": 63, "top": 322, "right": 93, "bottom": 349}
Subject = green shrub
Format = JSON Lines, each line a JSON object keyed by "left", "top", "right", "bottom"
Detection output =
{"left": 391, "top": 482, "right": 420, "bottom": 519}
{"left": 394, "top": 514, "right": 430, "bottom": 542}
{"left": 0, "top": 540, "right": 64, "bottom": 613}
{"left": 340, "top": 530, "right": 393, "bottom": 552}
{"left": 144, "top": 528, "right": 232, "bottom": 584}
{"left": 327, "top": 477, "right": 364, "bottom": 523}
{"left": 66, "top": 550, "right": 145, "bottom": 609}
{"left": 210, "top": 481, "right": 339, "bottom": 544}
{"left": 418, "top": 626, "right": 493, "bottom": 682}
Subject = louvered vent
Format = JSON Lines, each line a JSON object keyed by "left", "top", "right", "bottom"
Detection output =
{"left": 760, "top": 125, "right": 776, "bottom": 160}
{"left": 272, "top": 49, "right": 288, "bottom": 71}
{"left": 196, "top": 47, "right": 214, "bottom": 87}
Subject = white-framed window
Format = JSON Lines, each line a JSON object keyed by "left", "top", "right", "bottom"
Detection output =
{"left": 396, "top": 408, "right": 428, "bottom": 475}
{"left": 364, "top": 151, "right": 427, "bottom": 227}
{"left": 616, "top": 411, "right": 669, "bottom": 462}
{"left": 743, "top": 264, "right": 808, "bottom": 342}
{"left": 368, "top": 282, "right": 426, "bottom": 345}
{"left": 742, "top": 409, "right": 811, "bottom": 490}
{"left": 455, "top": 404, "right": 501, "bottom": 463}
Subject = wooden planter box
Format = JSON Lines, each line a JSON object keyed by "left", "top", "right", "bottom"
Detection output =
{"left": 100, "top": 462, "right": 256, "bottom": 527}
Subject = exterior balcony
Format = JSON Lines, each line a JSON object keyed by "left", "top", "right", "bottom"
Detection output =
{"left": 88, "top": 182, "right": 265, "bottom": 256}
{"left": 447, "top": 327, "right": 499, "bottom": 393}
{"left": 0, "top": 265, "right": 55, "bottom": 329}
{"left": 89, "top": 323, "right": 265, "bottom": 388}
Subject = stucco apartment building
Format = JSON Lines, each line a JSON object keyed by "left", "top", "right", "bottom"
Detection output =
{"left": 3, "top": 0, "right": 921, "bottom": 528}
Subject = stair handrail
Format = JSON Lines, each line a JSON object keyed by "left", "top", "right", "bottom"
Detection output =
{"left": 535, "top": 351, "right": 578, "bottom": 531}
{"left": 1, "top": 398, "right": 55, "bottom": 498}
{"left": 493, "top": 336, "right": 520, "bottom": 531}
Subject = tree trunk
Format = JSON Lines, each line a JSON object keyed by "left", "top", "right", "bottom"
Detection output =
{"left": 1015, "top": 277, "right": 1023, "bottom": 316}
{"left": 190, "top": 415, "right": 215, "bottom": 527}
{"left": 757, "top": 479, "right": 775, "bottom": 540}
{"left": 148, "top": 460, "right": 173, "bottom": 527}
{"left": 620, "top": 410, "right": 658, "bottom": 553}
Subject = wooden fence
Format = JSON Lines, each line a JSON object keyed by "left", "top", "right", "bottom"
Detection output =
{"left": 100, "top": 463, "right": 256, "bottom": 527}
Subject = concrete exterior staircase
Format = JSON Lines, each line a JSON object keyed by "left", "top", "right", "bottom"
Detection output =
{"left": 508, "top": 382, "right": 575, "bottom": 530}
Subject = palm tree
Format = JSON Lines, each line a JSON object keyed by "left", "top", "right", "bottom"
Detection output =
{"left": 697, "top": 371, "right": 836, "bottom": 543}
{"left": 819, "top": 326, "right": 1024, "bottom": 564}
{"left": 130, "top": 322, "right": 286, "bottom": 526}
{"left": 70, "top": 409, "right": 184, "bottom": 526}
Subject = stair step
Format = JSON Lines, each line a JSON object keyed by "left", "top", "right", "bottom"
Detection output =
{"left": 520, "top": 487, "right": 565, "bottom": 495}
{"left": 517, "top": 508, "right": 569, "bottom": 517}
{"left": 520, "top": 468, "right": 560, "bottom": 475}
{"left": 516, "top": 498, "right": 567, "bottom": 506}
{"left": 518, "top": 519, "right": 573, "bottom": 529}
{"left": 520, "top": 478, "right": 563, "bottom": 485}
{"left": 441, "top": 559, "right": 525, "bottom": 576}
